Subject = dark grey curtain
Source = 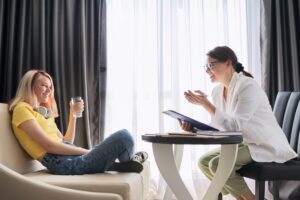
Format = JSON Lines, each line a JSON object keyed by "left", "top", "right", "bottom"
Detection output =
{"left": 0, "top": 0, "right": 107, "bottom": 148}
{"left": 261, "top": 0, "right": 300, "bottom": 105}
{"left": 261, "top": 1, "right": 300, "bottom": 198}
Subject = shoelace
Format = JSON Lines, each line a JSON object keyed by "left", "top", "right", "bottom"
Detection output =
{"left": 133, "top": 154, "right": 144, "bottom": 163}
{"left": 132, "top": 152, "right": 147, "bottom": 163}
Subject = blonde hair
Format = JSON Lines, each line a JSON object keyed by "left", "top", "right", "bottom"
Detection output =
{"left": 9, "top": 70, "right": 59, "bottom": 117}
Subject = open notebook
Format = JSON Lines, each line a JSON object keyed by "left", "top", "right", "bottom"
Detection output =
{"left": 163, "top": 110, "right": 219, "bottom": 131}
{"left": 163, "top": 110, "right": 243, "bottom": 136}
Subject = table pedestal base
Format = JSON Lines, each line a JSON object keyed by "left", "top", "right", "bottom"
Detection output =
{"left": 153, "top": 143, "right": 238, "bottom": 200}
{"left": 203, "top": 144, "right": 238, "bottom": 200}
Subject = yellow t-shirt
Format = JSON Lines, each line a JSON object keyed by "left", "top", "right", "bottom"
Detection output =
{"left": 12, "top": 102, "right": 63, "bottom": 159}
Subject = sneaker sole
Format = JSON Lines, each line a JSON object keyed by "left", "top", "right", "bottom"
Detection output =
{"left": 108, "top": 161, "right": 143, "bottom": 173}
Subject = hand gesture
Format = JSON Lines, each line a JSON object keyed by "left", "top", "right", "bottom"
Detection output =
{"left": 184, "top": 90, "right": 208, "bottom": 106}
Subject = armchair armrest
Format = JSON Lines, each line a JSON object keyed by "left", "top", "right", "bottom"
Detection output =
{"left": 0, "top": 164, "right": 122, "bottom": 200}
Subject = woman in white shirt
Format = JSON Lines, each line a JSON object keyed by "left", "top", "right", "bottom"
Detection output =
{"left": 180, "top": 46, "right": 297, "bottom": 200}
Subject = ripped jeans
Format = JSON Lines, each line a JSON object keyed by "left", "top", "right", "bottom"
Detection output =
{"left": 41, "top": 129, "right": 134, "bottom": 175}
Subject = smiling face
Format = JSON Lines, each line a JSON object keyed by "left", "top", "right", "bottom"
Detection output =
{"left": 33, "top": 75, "right": 52, "bottom": 105}
{"left": 206, "top": 56, "right": 226, "bottom": 83}
{"left": 205, "top": 56, "right": 235, "bottom": 85}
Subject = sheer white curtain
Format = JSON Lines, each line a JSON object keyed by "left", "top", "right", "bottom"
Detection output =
{"left": 106, "top": 0, "right": 260, "bottom": 199}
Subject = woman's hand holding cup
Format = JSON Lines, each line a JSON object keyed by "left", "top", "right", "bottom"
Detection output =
{"left": 71, "top": 96, "right": 84, "bottom": 118}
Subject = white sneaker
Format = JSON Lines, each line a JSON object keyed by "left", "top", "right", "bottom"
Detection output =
{"left": 132, "top": 151, "right": 148, "bottom": 163}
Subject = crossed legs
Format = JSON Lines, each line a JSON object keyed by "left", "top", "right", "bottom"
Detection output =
{"left": 199, "top": 144, "right": 255, "bottom": 200}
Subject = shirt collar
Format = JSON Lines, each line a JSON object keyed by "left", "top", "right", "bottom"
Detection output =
{"left": 227, "top": 72, "right": 239, "bottom": 91}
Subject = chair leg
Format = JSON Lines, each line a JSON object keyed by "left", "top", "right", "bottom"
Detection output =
{"left": 271, "top": 181, "right": 280, "bottom": 200}
{"left": 218, "top": 193, "right": 222, "bottom": 200}
{"left": 255, "top": 180, "right": 265, "bottom": 200}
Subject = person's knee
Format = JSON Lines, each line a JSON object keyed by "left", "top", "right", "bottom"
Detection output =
{"left": 208, "top": 156, "right": 219, "bottom": 174}
{"left": 198, "top": 156, "right": 209, "bottom": 172}
{"left": 114, "top": 129, "right": 134, "bottom": 147}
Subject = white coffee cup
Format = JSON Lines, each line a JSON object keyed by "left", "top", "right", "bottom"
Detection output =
{"left": 71, "top": 96, "right": 83, "bottom": 118}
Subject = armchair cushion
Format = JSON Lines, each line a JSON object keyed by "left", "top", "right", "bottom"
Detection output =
{"left": 0, "top": 164, "right": 122, "bottom": 200}
{"left": 25, "top": 162, "right": 150, "bottom": 200}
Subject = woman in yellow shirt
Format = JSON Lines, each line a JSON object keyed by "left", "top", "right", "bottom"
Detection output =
{"left": 9, "top": 70, "right": 147, "bottom": 175}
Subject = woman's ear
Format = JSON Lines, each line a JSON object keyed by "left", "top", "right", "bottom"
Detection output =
{"left": 226, "top": 59, "right": 232, "bottom": 66}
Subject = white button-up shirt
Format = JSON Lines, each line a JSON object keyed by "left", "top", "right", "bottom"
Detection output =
{"left": 210, "top": 72, "right": 297, "bottom": 163}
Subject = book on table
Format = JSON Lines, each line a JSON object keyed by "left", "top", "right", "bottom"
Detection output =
{"left": 166, "top": 131, "right": 242, "bottom": 137}
{"left": 196, "top": 130, "right": 242, "bottom": 136}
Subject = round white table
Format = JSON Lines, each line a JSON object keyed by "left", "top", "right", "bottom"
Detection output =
{"left": 142, "top": 133, "right": 243, "bottom": 200}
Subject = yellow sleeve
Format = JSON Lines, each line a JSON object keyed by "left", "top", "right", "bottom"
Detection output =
{"left": 12, "top": 103, "right": 35, "bottom": 127}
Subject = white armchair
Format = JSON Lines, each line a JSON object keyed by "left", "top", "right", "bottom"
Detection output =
{"left": 0, "top": 164, "right": 122, "bottom": 200}
{"left": 0, "top": 103, "right": 150, "bottom": 200}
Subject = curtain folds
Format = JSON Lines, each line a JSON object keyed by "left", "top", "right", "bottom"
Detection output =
{"left": 261, "top": 0, "right": 300, "bottom": 198}
{"left": 0, "top": 0, "right": 106, "bottom": 148}
{"left": 261, "top": 0, "right": 300, "bottom": 105}
{"left": 106, "top": 0, "right": 261, "bottom": 199}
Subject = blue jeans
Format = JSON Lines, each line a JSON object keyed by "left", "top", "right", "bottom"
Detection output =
{"left": 41, "top": 129, "right": 134, "bottom": 175}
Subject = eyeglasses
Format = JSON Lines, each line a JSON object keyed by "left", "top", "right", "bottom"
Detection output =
{"left": 203, "top": 61, "right": 221, "bottom": 71}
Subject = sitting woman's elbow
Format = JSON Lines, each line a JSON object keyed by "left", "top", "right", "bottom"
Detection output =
{"left": 223, "top": 119, "right": 243, "bottom": 131}
{"left": 42, "top": 141, "right": 56, "bottom": 153}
